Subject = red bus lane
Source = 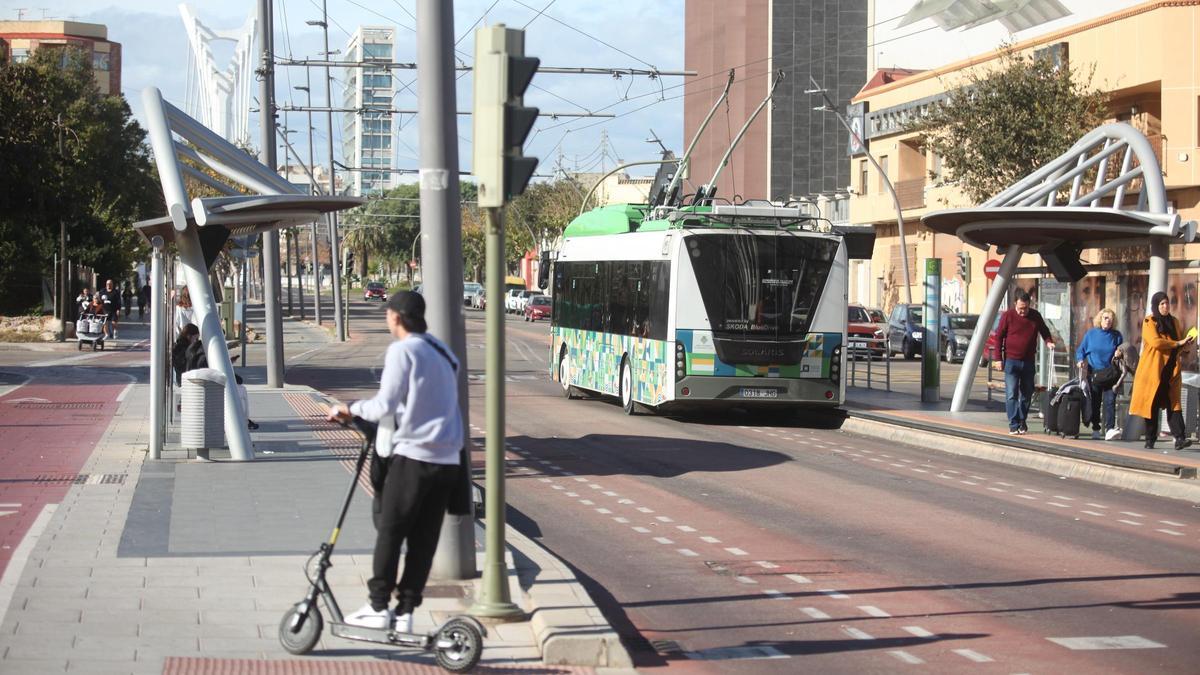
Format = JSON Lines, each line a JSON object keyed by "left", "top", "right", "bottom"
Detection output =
{"left": 0, "top": 377, "right": 125, "bottom": 577}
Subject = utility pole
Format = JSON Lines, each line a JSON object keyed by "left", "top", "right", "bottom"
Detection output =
{"left": 57, "top": 114, "right": 67, "bottom": 342}
{"left": 311, "top": 3, "right": 345, "bottom": 341}
{"left": 259, "top": 0, "right": 285, "bottom": 386}
{"left": 282, "top": 118, "right": 294, "bottom": 317}
{"left": 296, "top": 79, "right": 322, "bottom": 325}
{"left": 417, "top": 0, "right": 474, "bottom": 581}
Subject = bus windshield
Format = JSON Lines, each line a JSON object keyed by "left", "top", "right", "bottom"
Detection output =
{"left": 686, "top": 232, "right": 837, "bottom": 338}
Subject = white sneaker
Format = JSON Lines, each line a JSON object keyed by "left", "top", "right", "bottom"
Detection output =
{"left": 393, "top": 612, "right": 413, "bottom": 634}
{"left": 345, "top": 603, "right": 391, "bottom": 629}
{"left": 1105, "top": 428, "right": 1122, "bottom": 441}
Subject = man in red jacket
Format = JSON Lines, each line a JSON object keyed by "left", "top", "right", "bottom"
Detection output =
{"left": 992, "top": 291, "right": 1055, "bottom": 434}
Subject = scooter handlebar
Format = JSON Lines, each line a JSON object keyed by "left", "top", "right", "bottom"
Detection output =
{"left": 333, "top": 415, "right": 379, "bottom": 441}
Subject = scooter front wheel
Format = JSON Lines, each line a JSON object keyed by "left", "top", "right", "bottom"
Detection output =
{"left": 278, "top": 602, "right": 323, "bottom": 655}
{"left": 434, "top": 618, "right": 483, "bottom": 672}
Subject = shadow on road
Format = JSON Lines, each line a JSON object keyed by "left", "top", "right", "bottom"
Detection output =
{"left": 503, "top": 433, "right": 790, "bottom": 478}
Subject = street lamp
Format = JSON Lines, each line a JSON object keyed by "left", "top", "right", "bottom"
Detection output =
{"left": 309, "top": 6, "right": 345, "bottom": 341}
{"left": 806, "top": 77, "right": 914, "bottom": 306}
{"left": 295, "top": 82, "right": 321, "bottom": 325}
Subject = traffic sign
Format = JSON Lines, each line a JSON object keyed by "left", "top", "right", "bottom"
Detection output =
{"left": 983, "top": 259, "right": 1001, "bottom": 280}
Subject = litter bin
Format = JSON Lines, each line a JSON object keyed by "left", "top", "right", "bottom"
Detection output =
{"left": 1182, "top": 372, "right": 1200, "bottom": 439}
{"left": 181, "top": 368, "right": 227, "bottom": 458}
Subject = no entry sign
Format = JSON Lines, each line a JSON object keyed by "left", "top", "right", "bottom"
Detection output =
{"left": 983, "top": 259, "right": 1002, "bottom": 280}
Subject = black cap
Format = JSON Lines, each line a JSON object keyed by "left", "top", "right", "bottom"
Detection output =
{"left": 387, "top": 290, "right": 425, "bottom": 319}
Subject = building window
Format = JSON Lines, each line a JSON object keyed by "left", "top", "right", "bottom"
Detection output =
{"left": 858, "top": 160, "right": 869, "bottom": 195}
{"left": 363, "top": 43, "right": 391, "bottom": 59}
{"left": 92, "top": 51, "right": 110, "bottom": 71}
{"left": 878, "top": 155, "right": 889, "bottom": 193}
{"left": 11, "top": 47, "right": 29, "bottom": 63}
{"left": 931, "top": 152, "right": 943, "bottom": 182}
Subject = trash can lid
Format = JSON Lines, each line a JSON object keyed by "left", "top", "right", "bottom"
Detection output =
{"left": 182, "top": 368, "right": 228, "bottom": 386}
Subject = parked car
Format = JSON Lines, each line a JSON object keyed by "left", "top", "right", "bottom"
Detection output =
{"left": 886, "top": 304, "right": 925, "bottom": 360}
{"left": 462, "top": 282, "right": 482, "bottom": 305}
{"left": 981, "top": 312, "right": 1002, "bottom": 366}
{"left": 514, "top": 289, "right": 538, "bottom": 314}
{"left": 524, "top": 294, "right": 552, "bottom": 321}
{"left": 363, "top": 282, "right": 387, "bottom": 302}
{"left": 939, "top": 313, "right": 979, "bottom": 363}
{"left": 503, "top": 289, "right": 522, "bottom": 313}
{"left": 866, "top": 307, "right": 886, "bottom": 325}
{"left": 847, "top": 304, "right": 885, "bottom": 358}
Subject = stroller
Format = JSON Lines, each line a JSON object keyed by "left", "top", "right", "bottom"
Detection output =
{"left": 76, "top": 313, "right": 106, "bottom": 350}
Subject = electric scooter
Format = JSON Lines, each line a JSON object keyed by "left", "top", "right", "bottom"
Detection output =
{"left": 278, "top": 416, "right": 485, "bottom": 672}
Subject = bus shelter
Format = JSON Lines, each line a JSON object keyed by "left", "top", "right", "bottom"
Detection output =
{"left": 923, "top": 123, "right": 1197, "bottom": 412}
{"left": 136, "top": 87, "right": 362, "bottom": 460}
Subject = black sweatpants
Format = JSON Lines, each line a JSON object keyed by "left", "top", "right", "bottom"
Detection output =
{"left": 1144, "top": 377, "right": 1185, "bottom": 446}
{"left": 369, "top": 454, "right": 459, "bottom": 614}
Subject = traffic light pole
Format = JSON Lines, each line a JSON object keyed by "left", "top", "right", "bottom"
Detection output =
{"left": 417, "top": 0, "right": 475, "bottom": 582}
{"left": 259, "top": 0, "right": 285, "bottom": 387}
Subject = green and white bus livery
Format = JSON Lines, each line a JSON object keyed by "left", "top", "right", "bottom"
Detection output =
{"left": 549, "top": 202, "right": 871, "bottom": 414}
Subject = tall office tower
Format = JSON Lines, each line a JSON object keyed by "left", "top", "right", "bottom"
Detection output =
{"left": 684, "top": 0, "right": 867, "bottom": 203}
{"left": 342, "top": 26, "right": 396, "bottom": 197}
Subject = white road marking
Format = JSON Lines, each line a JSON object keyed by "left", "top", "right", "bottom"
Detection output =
{"left": 612, "top": 517, "right": 629, "bottom": 524}
{"left": 890, "top": 463, "right": 906, "bottom": 468}
{"left": 821, "top": 589, "right": 849, "bottom": 600}
{"left": 858, "top": 605, "right": 890, "bottom": 618}
{"left": 1120, "top": 511, "right": 1145, "bottom": 518}
{"left": 995, "top": 481, "right": 1013, "bottom": 487}
{"left": 1052, "top": 495, "right": 1075, "bottom": 500}
{"left": 573, "top": 476, "right": 589, "bottom": 482}
{"left": 831, "top": 448, "right": 846, "bottom": 453}
{"left": 677, "top": 549, "right": 698, "bottom": 557}
{"left": 551, "top": 485, "right": 564, "bottom": 491}
{"left": 843, "top": 627, "right": 874, "bottom": 640}
{"left": 1085, "top": 502, "right": 1108, "bottom": 509}
{"left": 618, "top": 498, "right": 635, "bottom": 505}
{"left": 1047, "top": 636, "right": 1166, "bottom": 650}
{"left": 0, "top": 504, "right": 56, "bottom": 630}
{"left": 677, "top": 525, "right": 697, "bottom": 532}
{"left": 595, "top": 508, "right": 612, "bottom": 514}
{"left": 968, "top": 475, "right": 986, "bottom": 480}
{"left": 725, "top": 547, "right": 748, "bottom": 556}
{"left": 987, "top": 487, "right": 1007, "bottom": 493}
{"left": 953, "top": 649, "right": 993, "bottom": 662}
{"left": 1117, "top": 519, "right": 1142, "bottom": 526}
{"left": 538, "top": 478, "right": 553, "bottom": 483}
{"left": 1081, "top": 510, "right": 1106, "bottom": 516}
{"left": 911, "top": 468, "right": 928, "bottom": 473}
{"left": 1023, "top": 488, "right": 1043, "bottom": 493}
{"left": 115, "top": 383, "right": 134, "bottom": 402}
{"left": 632, "top": 527, "right": 650, "bottom": 534}
{"left": 653, "top": 537, "right": 674, "bottom": 545}
{"left": 869, "top": 458, "right": 884, "bottom": 463}
{"left": 1159, "top": 520, "right": 1185, "bottom": 527}
{"left": 800, "top": 607, "right": 830, "bottom": 619}
{"left": 637, "top": 507, "right": 654, "bottom": 513}
{"left": 755, "top": 560, "right": 779, "bottom": 569}
{"left": 1156, "top": 529, "right": 1184, "bottom": 536}
{"left": 579, "top": 499, "right": 594, "bottom": 505}
{"left": 0, "top": 372, "right": 32, "bottom": 398}
{"left": 785, "top": 574, "right": 811, "bottom": 585}
{"left": 888, "top": 650, "right": 924, "bottom": 664}
{"left": 1017, "top": 494, "right": 1038, "bottom": 500}
{"left": 565, "top": 492, "right": 578, "bottom": 497}
{"left": 735, "top": 576, "right": 757, "bottom": 585}
{"left": 602, "top": 491, "right": 618, "bottom": 496}
{"left": 656, "top": 516, "right": 673, "bottom": 522}
{"left": 700, "top": 536, "right": 721, "bottom": 543}
{"left": 683, "top": 645, "right": 787, "bottom": 661}
{"left": 960, "top": 480, "right": 979, "bottom": 486}
{"left": 764, "top": 589, "right": 788, "bottom": 600}
{"left": 1048, "top": 502, "right": 1071, "bottom": 508}
{"left": 903, "top": 626, "right": 933, "bottom": 638}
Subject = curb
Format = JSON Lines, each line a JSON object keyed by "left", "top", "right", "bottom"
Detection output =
{"left": 841, "top": 416, "right": 1200, "bottom": 503}
{"left": 504, "top": 521, "right": 633, "bottom": 668}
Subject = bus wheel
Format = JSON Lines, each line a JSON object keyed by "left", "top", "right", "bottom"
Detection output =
{"left": 620, "top": 359, "right": 636, "bottom": 415}
{"left": 559, "top": 351, "right": 575, "bottom": 399}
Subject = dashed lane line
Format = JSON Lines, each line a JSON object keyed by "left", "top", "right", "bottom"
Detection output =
{"left": 1117, "top": 519, "right": 1143, "bottom": 526}
{"left": 842, "top": 627, "right": 874, "bottom": 640}
{"left": 903, "top": 626, "right": 934, "bottom": 638}
{"left": 821, "top": 589, "right": 850, "bottom": 600}
{"left": 888, "top": 650, "right": 925, "bottom": 664}
{"left": 1047, "top": 636, "right": 1167, "bottom": 650}
{"left": 800, "top": 607, "right": 831, "bottom": 620}
{"left": 858, "top": 605, "right": 891, "bottom": 618}
{"left": 785, "top": 574, "right": 812, "bottom": 585}
{"left": 953, "top": 648, "right": 994, "bottom": 663}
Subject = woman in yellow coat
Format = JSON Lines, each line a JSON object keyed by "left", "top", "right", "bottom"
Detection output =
{"left": 1129, "top": 291, "right": 1195, "bottom": 450}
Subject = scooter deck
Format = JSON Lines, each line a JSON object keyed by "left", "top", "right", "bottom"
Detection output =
{"left": 330, "top": 622, "right": 431, "bottom": 649}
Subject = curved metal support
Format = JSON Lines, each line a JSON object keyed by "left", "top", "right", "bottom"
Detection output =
{"left": 578, "top": 159, "right": 678, "bottom": 216}
{"left": 951, "top": 244, "right": 1022, "bottom": 412}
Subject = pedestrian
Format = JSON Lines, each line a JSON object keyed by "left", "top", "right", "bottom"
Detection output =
{"left": 172, "top": 323, "right": 199, "bottom": 386}
{"left": 99, "top": 279, "right": 122, "bottom": 338}
{"left": 1076, "top": 308, "right": 1123, "bottom": 440}
{"left": 993, "top": 291, "right": 1055, "bottom": 435}
{"left": 174, "top": 286, "right": 195, "bottom": 335}
{"left": 138, "top": 281, "right": 150, "bottom": 319}
{"left": 122, "top": 281, "right": 133, "bottom": 319}
{"left": 182, "top": 324, "right": 258, "bottom": 430}
{"left": 326, "top": 291, "right": 464, "bottom": 633}
{"left": 1130, "top": 291, "right": 1195, "bottom": 451}
{"left": 76, "top": 287, "right": 92, "bottom": 317}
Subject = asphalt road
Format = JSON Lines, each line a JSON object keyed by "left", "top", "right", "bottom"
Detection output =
{"left": 285, "top": 299, "right": 1200, "bottom": 673}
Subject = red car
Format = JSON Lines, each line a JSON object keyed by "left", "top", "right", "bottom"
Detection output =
{"left": 363, "top": 282, "right": 387, "bottom": 302}
{"left": 847, "top": 304, "right": 885, "bottom": 358}
{"left": 524, "top": 295, "right": 552, "bottom": 321}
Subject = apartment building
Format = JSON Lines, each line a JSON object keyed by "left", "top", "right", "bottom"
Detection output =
{"left": 342, "top": 26, "right": 396, "bottom": 197}
{"left": 0, "top": 20, "right": 121, "bottom": 95}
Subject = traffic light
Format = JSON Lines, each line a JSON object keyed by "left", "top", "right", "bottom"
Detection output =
{"left": 473, "top": 25, "right": 540, "bottom": 208}
{"left": 957, "top": 251, "right": 971, "bottom": 283}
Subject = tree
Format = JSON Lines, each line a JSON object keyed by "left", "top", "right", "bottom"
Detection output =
{"left": 912, "top": 46, "right": 1109, "bottom": 205}
{"left": 0, "top": 49, "right": 160, "bottom": 313}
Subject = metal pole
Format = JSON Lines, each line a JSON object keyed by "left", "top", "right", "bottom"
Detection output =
{"left": 809, "top": 77, "right": 913, "bottom": 306}
{"left": 1149, "top": 237, "right": 1169, "bottom": 300}
{"left": 259, "top": 0, "right": 285, "bottom": 386}
{"left": 295, "top": 229, "right": 305, "bottom": 320}
{"left": 149, "top": 238, "right": 166, "bottom": 459}
{"left": 473, "top": 207, "right": 520, "bottom": 617}
{"left": 303, "top": 70, "right": 323, "bottom": 326}
{"left": 241, "top": 255, "right": 248, "bottom": 367}
{"left": 417, "top": 0, "right": 475, "bottom": 581}
{"left": 921, "top": 258, "right": 941, "bottom": 403}
{"left": 321, "top": 0, "right": 345, "bottom": 341}
{"left": 951, "top": 244, "right": 1022, "bottom": 412}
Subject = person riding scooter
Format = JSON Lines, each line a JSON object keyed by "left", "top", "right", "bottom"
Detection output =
{"left": 326, "top": 291, "right": 462, "bottom": 634}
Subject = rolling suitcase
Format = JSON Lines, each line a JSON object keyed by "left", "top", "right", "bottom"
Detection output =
{"left": 1057, "top": 389, "right": 1084, "bottom": 439}
{"left": 1043, "top": 386, "right": 1061, "bottom": 434}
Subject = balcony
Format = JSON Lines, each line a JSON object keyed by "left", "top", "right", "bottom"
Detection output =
{"left": 895, "top": 177, "right": 926, "bottom": 211}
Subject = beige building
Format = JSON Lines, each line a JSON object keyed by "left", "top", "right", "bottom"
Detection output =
{"left": 0, "top": 20, "right": 121, "bottom": 95}
{"left": 570, "top": 171, "right": 655, "bottom": 208}
{"left": 849, "top": 0, "right": 1200, "bottom": 355}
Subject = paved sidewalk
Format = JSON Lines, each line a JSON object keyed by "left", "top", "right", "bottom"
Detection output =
{"left": 845, "top": 385, "right": 1200, "bottom": 502}
{"left": 0, "top": 371, "right": 631, "bottom": 673}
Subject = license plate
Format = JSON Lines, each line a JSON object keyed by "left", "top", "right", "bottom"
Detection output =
{"left": 741, "top": 387, "right": 779, "bottom": 399}
{"left": 850, "top": 340, "right": 867, "bottom": 348}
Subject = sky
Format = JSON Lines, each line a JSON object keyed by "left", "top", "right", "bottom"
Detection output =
{"left": 3, "top": 0, "right": 1141, "bottom": 186}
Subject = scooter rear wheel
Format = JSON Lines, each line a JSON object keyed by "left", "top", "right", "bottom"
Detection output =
{"left": 278, "top": 602, "right": 323, "bottom": 655}
{"left": 434, "top": 618, "right": 483, "bottom": 672}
